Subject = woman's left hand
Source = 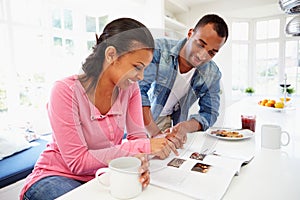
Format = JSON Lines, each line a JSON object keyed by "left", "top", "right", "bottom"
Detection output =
{"left": 134, "top": 154, "right": 150, "bottom": 189}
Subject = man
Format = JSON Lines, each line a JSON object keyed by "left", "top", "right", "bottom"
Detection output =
{"left": 138, "top": 14, "right": 228, "bottom": 148}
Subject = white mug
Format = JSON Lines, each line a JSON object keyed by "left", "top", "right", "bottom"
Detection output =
{"left": 95, "top": 157, "right": 142, "bottom": 199}
{"left": 261, "top": 124, "right": 290, "bottom": 149}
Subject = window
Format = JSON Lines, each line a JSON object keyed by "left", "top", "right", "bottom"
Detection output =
{"left": 86, "top": 16, "right": 96, "bottom": 32}
{"left": 85, "top": 15, "right": 108, "bottom": 51}
{"left": 53, "top": 37, "right": 63, "bottom": 46}
{"left": 254, "top": 19, "right": 280, "bottom": 95}
{"left": 284, "top": 16, "right": 300, "bottom": 95}
{"left": 87, "top": 40, "right": 95, "bottom": 51}
{"left": 85, "top": 14, "right": 108, "bottom": 33}
{"left": 231, "top": 22, "right": 249, "bottom": 97}
{"left": 98, "top": 16, "right": 108, "bottom": 32}
{"left": 64, "top": 9, "right": 73, "bottom": 30}
{"left": 52, "top": 9, "right": 62, "bottom": 28}
{"left": 0, "top": 0, "right": 110, "bottom": 132}
{"left": 256, "top": 19, "right": 279, "bottom": 40}
{"left": 52, "top": 8, "right": 73, "bottom": 30}
{"left": 65, "top": 39, "right": 74, "bottom": 55}
{"left": 51, "top": 8, "right": 74, "bottom": 55}
{"left": 0, "top": 0, "right": 157, "bottom": 133}
{"left": 231, "top": 16, "right": 300, "bottom": 98}
{"left": 285, "top": 40, "right": 300, "bottom": 94}
{"left": 232, "top": 22, "right": 249, "bottom": 40}
{"left": 255, "top": 42, "right": 279, "bottom": 94}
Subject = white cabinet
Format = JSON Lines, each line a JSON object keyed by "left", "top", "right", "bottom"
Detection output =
{"left": 164, "top": 0, "right": 188, "bottom": 39}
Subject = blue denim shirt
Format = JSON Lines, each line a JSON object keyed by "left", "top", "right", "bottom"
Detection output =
{"left": 138, "top": 38, "right": 221, "bottom": 131}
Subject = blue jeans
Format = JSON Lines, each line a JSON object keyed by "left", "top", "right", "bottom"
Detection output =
{"left": 23, "top": 176, "right": 84, "bottom": 200}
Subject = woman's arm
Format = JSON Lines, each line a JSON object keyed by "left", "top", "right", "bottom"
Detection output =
{"left": 47, "top": 80, "right": 151, "bottom": 175}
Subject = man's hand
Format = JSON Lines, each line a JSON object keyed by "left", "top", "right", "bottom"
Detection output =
{"left": 164, "top": 119, "right": 201, "bottom": 149}
{"left": 164, "top": 124, "right": 187, "bottom": 149}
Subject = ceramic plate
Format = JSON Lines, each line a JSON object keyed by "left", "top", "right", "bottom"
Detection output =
{"left": 206, "top": 128, "right": 254, "bottom": 141}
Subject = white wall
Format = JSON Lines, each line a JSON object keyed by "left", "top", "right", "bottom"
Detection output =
{"left": 82, "top": 0, "right": 165, "bottom": 38}
{"left": 60, "top": 0, "right": 165, "bottom": 37}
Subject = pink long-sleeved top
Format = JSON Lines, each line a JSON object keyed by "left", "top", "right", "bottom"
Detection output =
{"left": 20, "top": 75, "right": 151, "bottom": 199}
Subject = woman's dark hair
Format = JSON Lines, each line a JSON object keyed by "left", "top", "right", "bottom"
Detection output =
{"left": 80, "top": 17, "right": 155, "bottom": 92}
{"left": 194, "top": 14, "right": 229, "bottom": 43}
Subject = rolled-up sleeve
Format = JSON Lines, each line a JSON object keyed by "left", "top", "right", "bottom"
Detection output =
{"left": 189, "top": 68, "right": 221, "bottom": 131}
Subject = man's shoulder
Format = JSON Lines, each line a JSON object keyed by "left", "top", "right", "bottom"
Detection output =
{"left": 154, "top": 38, "right": 180, "bottom": 49}
{"left": 197, "top": 61, "right": 222, "bottom": 76}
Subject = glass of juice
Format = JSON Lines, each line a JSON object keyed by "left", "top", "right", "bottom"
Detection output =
{"left": 241, "top": 115, "right": 256, "bottom": 132}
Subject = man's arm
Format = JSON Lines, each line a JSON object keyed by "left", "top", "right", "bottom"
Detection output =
{"left": 165, "top": 119, "right": 201, "bottom": 137}
{"left": 178, "top": 119, "right": 202, "bottom": 133}
{"left": 164, "top": 119, "right": 201, "bottom": 149}
{"left": 142, "top": 106, "right": 162, "bottom": 137}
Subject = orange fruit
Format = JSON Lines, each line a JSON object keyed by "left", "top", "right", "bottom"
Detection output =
{"left": 265, "top": 102, "right": 275, "bottom": 107}
{"left": 261, "top": 99, "right": 268, "bottom": 106}
{"left": 280, "top": 97, "right": 291, "bottom": 102}
{"left": 268, "top": 100, "right": 276, "bottom": 104}
{"left": 274, "top": 101, "right": 284, "bottom": 108}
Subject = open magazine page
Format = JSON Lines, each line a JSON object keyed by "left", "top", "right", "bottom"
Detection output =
{"left": 184, "top": 132, "right": 255, "bottom": 175}
{"left": 149, "top": 131, "right": 256, "bottom": 200}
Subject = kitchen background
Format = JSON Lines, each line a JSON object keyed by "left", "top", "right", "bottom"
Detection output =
{"left": 0, "top": 0, "right": 299, "bottom": 133}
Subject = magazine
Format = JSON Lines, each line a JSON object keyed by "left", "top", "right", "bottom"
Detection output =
{"left": 149, "top": 131, "right": 255, "bottom": 200}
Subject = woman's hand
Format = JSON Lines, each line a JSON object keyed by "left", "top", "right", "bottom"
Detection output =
{"left": 150, "top": 138, "right": 179, "bottom": 159}
{"left": 134, "top": 154, "right": 150, "bottom": 189}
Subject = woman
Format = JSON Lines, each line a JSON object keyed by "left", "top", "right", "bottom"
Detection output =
{"left": 20, "top": 17, "right": 177, "bottom": 200}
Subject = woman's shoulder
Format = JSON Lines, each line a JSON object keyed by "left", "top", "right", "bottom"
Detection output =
{"left": 119, "top": 82, "right": 140, "bottom": 98}
{"left": 51, "top": 75, "right": 80, "bottom": 93}
{"left": 54, "top": 75, "right": 77, "bottom": 86}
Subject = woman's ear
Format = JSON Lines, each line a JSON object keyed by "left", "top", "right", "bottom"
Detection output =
{"left": 105, "top": 46, "right": 117, "bottom": 64}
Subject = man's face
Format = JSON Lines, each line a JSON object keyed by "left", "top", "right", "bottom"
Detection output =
{"left": 183, "top": 23, "right": 226, "bottom": 67}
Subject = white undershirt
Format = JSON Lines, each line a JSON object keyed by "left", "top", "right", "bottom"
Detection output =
{"left": 160, "top": 67, "right": 196, "bottom": 116}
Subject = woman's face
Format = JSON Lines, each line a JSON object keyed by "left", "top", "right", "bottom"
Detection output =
{"left": 109, "top": 49, "right": 153, "bottom": 89}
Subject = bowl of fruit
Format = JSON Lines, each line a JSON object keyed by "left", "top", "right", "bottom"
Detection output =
{"left": 258, "top": 97, "right": 295, "bottom": 112}
{"left": 258, "top": 99, "right": 284, "bottom": 109}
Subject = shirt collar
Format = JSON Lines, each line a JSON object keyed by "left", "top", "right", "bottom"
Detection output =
{"left": 75, "top": 78, "right": 123, "bottom": 120}
{"left": 89, "top": 96, "right": 123, "bottom": 120}
{"left": 170, "top": 38, "right": 187, "bottom": 58}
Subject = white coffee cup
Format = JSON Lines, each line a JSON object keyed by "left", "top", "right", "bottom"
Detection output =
{"left": 261, "top": 124, "right": 290, "bottom": 149}
{"left": 95, "top": 157, "right": 142, "bottom": 199}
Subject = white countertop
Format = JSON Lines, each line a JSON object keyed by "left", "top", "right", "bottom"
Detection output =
{"left": 57, "top": 96, "right": 300, "bottom": 200}
{"left": 220, "top": 95, "right": 300, "bottom": 200}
